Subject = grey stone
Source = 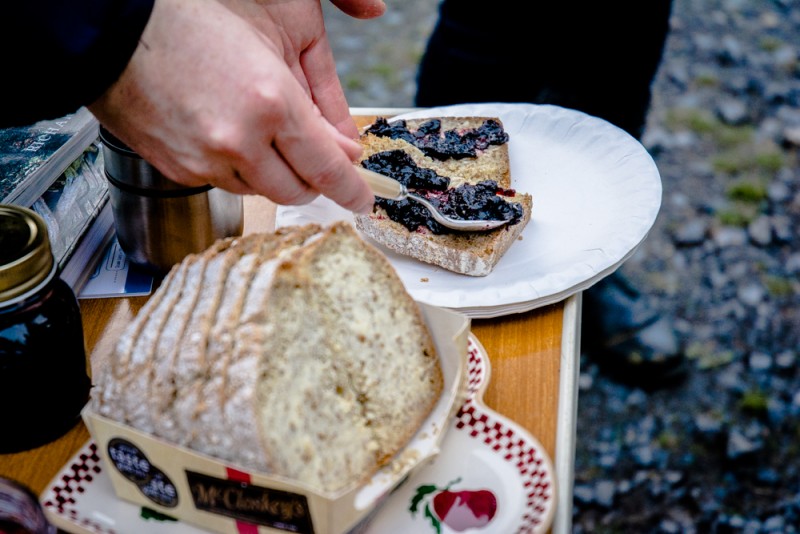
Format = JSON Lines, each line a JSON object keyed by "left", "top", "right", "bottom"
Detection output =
{"left": 737, "top": 283, "right": 765, "bottom": 306}
{"left": 763, "top": 515, "right": 786, "bottom": 531}
{"left": 573, "top": 484, "right": 594, "bottom": 505}
{"left": 712, "top": 226, "right": 748, "bottom": 247}
{"left": 771, "top": 215, "right": 792, "bottom": 242}
{"left": 694, "top": 413, "right": 724, "bottom": 436}
{"left": 748, "top": 351, "right": 773, "bottom": 371}
{"left": 775, "top": 350, "right": 797, "bottom": 370}
{"left": 674, "top": 219, "right": 709, "bottom": 245}
{"left": 726, "top": 430, "right": 760, "bottom": 458}
{"left": 784, "top": 125, "right": 800, "bottom": 146}
{"left": 594, "top": 480, "right": 616, "bottom": 508}
{"left": 716, "top": 97, "right": 750, "bottom": 125}
{"left": 747, "top": 216, "right": 773, "bottom": 246}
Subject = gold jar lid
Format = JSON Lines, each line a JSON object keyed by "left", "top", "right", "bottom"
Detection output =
{"left": 0, "top": 205, "right": 54, "bottom": 303}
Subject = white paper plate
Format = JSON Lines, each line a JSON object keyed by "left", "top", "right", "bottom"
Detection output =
{"left": 276, "top": 103, "right": 662, "bottom": 318}
{"left": 41, "top": 335, "right": 556, "bottom": 534}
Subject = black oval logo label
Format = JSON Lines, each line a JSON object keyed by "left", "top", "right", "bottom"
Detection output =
{"left": 107, "top": 438, "right": 179, "bottom": 508}
{"left": 139, "top": 466, "right": 179, "bottom": 508}
{"left": 107, "top": 438, "right": 152, "bottom": 484}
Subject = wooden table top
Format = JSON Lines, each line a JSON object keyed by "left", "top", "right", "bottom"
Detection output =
{"left": 0, "top": 113, "right": 581, "bottom": 534}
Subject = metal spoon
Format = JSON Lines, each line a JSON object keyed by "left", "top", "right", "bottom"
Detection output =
{"left": 355, "top": 166, "right": 510, "bottom": 232}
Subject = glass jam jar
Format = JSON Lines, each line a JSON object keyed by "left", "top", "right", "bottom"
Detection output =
{"left": 0, "top": 205, "right": 90, "bottom": 453}
{"left": 0, "top": 477, "right": 55, "bottom": 533}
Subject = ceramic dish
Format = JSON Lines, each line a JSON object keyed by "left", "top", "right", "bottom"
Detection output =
{"left": 276, "top": 103, "right": 662, "bottom": 318}
{"left": 41, "top": 335, "right": 556, "bottom": 534}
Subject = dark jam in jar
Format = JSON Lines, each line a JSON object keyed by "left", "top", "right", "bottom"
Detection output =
{"left": 0, "top": 206, "right": 90, "bottom": 453}
{"left": 362, "top": 150, "right": 524, "bottom": 235}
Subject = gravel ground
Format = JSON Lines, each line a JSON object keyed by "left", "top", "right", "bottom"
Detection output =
{"left": 325, "top": 1, "right": 800, "bottom": 531}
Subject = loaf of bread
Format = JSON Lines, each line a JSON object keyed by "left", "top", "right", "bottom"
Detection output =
{"left": 354, "top": 116, "right": 533, "bottom": 277}
{"left": 90, "top": 222, "right": 443, "bottom": 494}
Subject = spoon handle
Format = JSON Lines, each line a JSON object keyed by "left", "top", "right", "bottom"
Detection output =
{"left": 355, "top": 166, "right": 407, "bottom": 200}
{"left": 355, "top": 164, "right": 508, "bottom": 232}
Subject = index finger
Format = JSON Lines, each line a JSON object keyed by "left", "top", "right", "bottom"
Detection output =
{"left": 299, "top": 35, "right": 358, "bottom": 138}
{"left": 274, "top": 96, "right": 373, "bottom": 214}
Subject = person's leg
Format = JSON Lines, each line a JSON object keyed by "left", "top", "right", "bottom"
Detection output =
{"left": 417, "top": 1, "right": 672, "bottom": 137}
{"left": 416, "top": 0, "right": 685, "bottom": 387}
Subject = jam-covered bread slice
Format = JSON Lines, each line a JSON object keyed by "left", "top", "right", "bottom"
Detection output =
{"left": 355, "top": 116, "right": 533, "bottom": 277}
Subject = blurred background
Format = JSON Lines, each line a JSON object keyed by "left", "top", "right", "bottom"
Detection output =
{"left": 325, "top": 0, "right": 800, "bottom": 531}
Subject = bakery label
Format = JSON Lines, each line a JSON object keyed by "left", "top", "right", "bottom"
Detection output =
{"left": 139, "top": 466, "right": 180, "bottom": 508}
{"left": 106, "top": 438, "right": 153, "bottom": 485}
{"left": 106, "top": 438, "right": 179, "bottom": 508}
{"left": 186, "top": 471, "right": 314, "bottom": 533}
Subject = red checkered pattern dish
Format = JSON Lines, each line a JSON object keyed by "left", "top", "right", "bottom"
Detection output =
{"left": 41, "top": 334, "right": 556, "bottom": 534}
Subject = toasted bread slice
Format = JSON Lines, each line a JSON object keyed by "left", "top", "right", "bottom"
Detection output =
{"left": 354, "top": 116, "right": 532, "bottom": 277}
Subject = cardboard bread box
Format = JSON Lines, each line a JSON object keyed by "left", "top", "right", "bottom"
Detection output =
{"left": 81, "top": 302, "right": 470, "bottom": 534}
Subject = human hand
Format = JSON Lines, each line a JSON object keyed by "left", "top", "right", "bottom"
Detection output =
{"left": 218, "top": 0, "right": 386, "bottom": 139}
{"left": 88, "top": 0, "right": 375, "bottom": 213}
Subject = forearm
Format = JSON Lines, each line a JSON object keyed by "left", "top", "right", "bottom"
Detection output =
{"left": 0, "top": 0, "right": 155, "bottom": 127}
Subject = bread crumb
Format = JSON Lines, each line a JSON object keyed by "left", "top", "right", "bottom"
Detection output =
{"left": 387, "top": 448, "right": 422, "bottom": 475}
{"left": 421, "top": 277, "right": 429, "bottom": 282}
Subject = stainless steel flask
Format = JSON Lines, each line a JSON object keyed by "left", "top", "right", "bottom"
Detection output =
{"left": 99, "top": 127, "right": 243, "bottom": 276}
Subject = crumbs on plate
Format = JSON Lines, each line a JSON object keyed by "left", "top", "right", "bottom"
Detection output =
{"left": 420, "top": 277, "right": 429, "bottom": 283}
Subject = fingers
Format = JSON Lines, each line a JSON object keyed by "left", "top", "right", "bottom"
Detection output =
{"left": 233, "top": 143, "right": 321, "bottom": 206}
{"left": 329, "top": 0, "right": 386, "bottom": 19}
{"left": 214, "top": 167, "right": 260, "bottom": 197}
{"left": 299, "top": 36, "right": 359, "bottom": 138}
{"left": 322, "top": 118, "right": 363, "bottom": 161}
{"left": 272, "top": 97, "right": 374, "bottom": 214}
{"left": 213, "top": 82, "right": 368, "bottom": 212}
{"left": 90, "top": 0, "right": 374, "bottom": 214}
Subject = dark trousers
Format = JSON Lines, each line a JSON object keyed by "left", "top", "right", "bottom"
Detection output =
{"left": 416, "top": 1, "right": 674, "bottom": 139}
{"left": 416, "top": 1, "right": 676, "bottom": 352}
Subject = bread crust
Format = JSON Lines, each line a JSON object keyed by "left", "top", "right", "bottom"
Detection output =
{"left": 355, "top": 116, "right": 532, "bottom": 277}
{"left": 355, "top": 193, "right": 532, "bottom": 277}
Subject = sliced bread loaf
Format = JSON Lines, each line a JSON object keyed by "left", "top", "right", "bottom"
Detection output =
{"left": 89, "top": 222, "right": 443, "bottom": 494}
{"left": 354, "top": 116, "right": 532, "bottom": 277}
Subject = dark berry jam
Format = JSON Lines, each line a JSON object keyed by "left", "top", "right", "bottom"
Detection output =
{"left": 438, "top": 181, "right": 523, "bottom": 224}
{"left": 362, "top": 151, "right": 523, "bottom": 235}
{"left": 365, "top": 117, "right": 509, "bottom": 160}
{"left": 363, "top": 150, "right": 449, "bottom": 191}
{"left": 0, "top": 205, "right": 90, "bottom": 453}
{"left": 0, "top": 276, "right": 90, "bottom": 453}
